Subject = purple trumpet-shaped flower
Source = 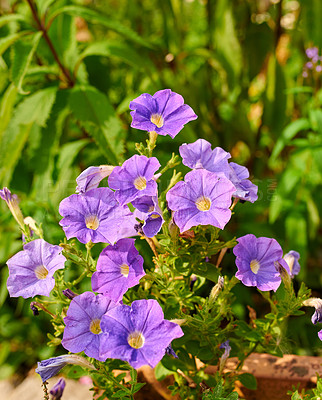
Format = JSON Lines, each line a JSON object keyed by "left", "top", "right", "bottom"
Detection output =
{"left": 50, "top": 378, "right": 66, "bottom": 400}
{"left": 179, "top": 139, "right": 231, "bottom": 173}
{"left": 228, "top": 162, "right": 258, "bottom": 203}
{"left": 108, "top": 155, "right": 160, "bottom": 206}
{"left": 0, "top": 187, "right": 25, "bottom": 228}
{"left": 59, "top": 188, "right": 137, "bottom": 244}
{"left": 233, "top": 234, "right": 284, "bottom": 292}
{"left": 100, "top": 299, "right": 184, "bottom": 368}
{"left": 61, "top": 292, "right": 119, "bottom": 361}
{"left": 6, "top": 239, "right": 66, "bottom": 299}
{"left": 283, "top": 250, "right": 301, "bottom": 277}
{"left": 319, "top": 330, "right": 322, "bottom": 341}
{"left": 91, "top": 239, "right": 145, "bottom": 302}
{"left": 132, "top": 196, "right": 164, "bottom": 237}
{"left": 129, "top": 89, "right": 197, "bottom": 138}
{"left": 166, "top": 169, "right": 235, "bottom": 233}
{"left": 76, "top": 165, "right": 114, "bottom": 194}
{"left": 36, "top": 354, "right": 95, "bottom": 382}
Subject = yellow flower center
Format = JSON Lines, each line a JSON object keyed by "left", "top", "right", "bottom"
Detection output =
{"left": 128, "top": 331, "right": 145, "bottom": 349}
{"left": 150, "top": 113, "right": 164, "bottom": 128}
{"left": 89, "top": 318, "right": 102, "bottom": 334}
{"left": 134, "top": 176, "right": 147, "bottom": 190}
{"left": 150, "top": 213, "right": 160, "bottom": 219}
{"left": 85, "top": 215, "right": 99, "bottom": 230}
{"left": 120, "top": 263, "right": 130, "bottom": 277}
{"left": 34, "top": 265, "right": 49, "bottom": 280}
{"left": 195, "top": 196, "right": 211, "bottom": 211}
{"left": 250, "top": 259, "right": 260, "bottom": 274}
{"left": 283, "top": 254, "right": 294, "bottom": 273}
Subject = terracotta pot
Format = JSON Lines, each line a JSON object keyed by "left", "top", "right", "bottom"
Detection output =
{"left": 136, "top": 353, "right": 322, "bottom": 400}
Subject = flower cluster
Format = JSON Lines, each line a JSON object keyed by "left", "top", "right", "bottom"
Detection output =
{"left": 1, "top": 87, "right": 319, "bottom": 399}
{"left": 302, "top": 46, "right": 322, "bottom": 77}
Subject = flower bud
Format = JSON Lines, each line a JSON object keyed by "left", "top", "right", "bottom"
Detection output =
{"left": 0, "top": 187, "right": 25, "bottom": 229}
{"left": 50, "top": 378, "right": 66, "bottom": 400}
{"left": 209, "top": 276, "right": 224, "bottom": 304}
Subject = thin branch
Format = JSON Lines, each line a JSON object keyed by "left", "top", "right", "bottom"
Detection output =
{"left": 26, "top": 0, "right": 74, "bottom": 87}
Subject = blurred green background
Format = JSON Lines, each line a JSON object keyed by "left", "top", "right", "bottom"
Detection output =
{"left": 0, "top": 0, "right": 321, "bottom": 380}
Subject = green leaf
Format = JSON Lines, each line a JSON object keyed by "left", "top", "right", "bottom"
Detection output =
{"left": 14, "top": 87, "right": 57, "bottom": 127}
{"left": 111, "top": 389, "right": 130, "bottom": 398}
{"left": 238, "top": 373, "right": 257, "bottom": 390}
{"left": 213, "top": 380, "right": 223, "bottom": 397}
{"left": 0, "top": 14, "right": 29, "bottom": 29}
{"left": 0, "top": 122, "right": 33, "bottom": 186}
{"left": 10, "top": 31, "right": 43, "bottom": 94}
{"left": 269, "top": 119, "right": 311, "bottom": 163}
{"left": 69, "top": 85, "right": 125, "bottom": 164}
{"left": 56, "top": 139, "right": 90, "bottom": 173}
{"left": 75, "top": 40, "right": 152, "bottom": 73}
{"left": 226, "top": 392, "right": 239, "bottom": 400}
{"left": 0, "top": 31, "right": 33, "bottom": 57}
{"left": 0, "top": 83, "right": 18, "bottom": 135}
{"left": 48, "top": 5, "right": 153, "bottom": 48}
{"left": 35, "top": 0, "right": 56, "bottom": 18}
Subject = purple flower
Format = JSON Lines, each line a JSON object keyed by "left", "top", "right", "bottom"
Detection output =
{"left": 166, "top": 169, "right": 235, "bottom": 233}
{"left": 306, "top": 47, "right": 319, "bottom": 59}
{"left": 316, "top": 65, "right": 322, "bottom": 72}
{"left": 283, "top": 250, "right": 300, "bottom": 277}
{"left": 100, "top": 299, "right": 184, "bottom": 368}
{"left": 6, "top": 239, "right": 66, "bottom": 299}
{"left": 50, "top": 378, "right": 66, "bottom": 400}
{"left": 319, "top": 330, "right": 322, "bottom": 341}
{"left": 132, "top": 196, "right": 164, "bottom": 237}
{"left": 129, "top": 89, "right": 197, "bottom": 138}
{"left": 76, "top": 165, "right": 114, "bottom": 194}
{"left": 233, "top": 234, "right": 284, "bottom": 291}
{"left": 228, "top": 162, "right": 258, "bottom": 203}
{"left": 61, "top": 292, "right": 119, "bottom": 361}
{"left": 179, "top": 139, "right": 231, "bottom": 173}
{"left": 59, "top": 188, "right": 137, "bottom": 244}
{"left": 36, "top": 354, "right": 95, "bottom": 382}
{"left": 91, "top": 239, "right": 145, "bottom": 302}
{"left": 108, "top": 155, "right": 160, "bottom": 206}
{"left": 0, "top": 187, "right": 24, "bottom": 228}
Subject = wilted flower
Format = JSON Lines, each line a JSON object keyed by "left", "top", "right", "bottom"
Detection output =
{"left": 91, "top": 238, "right": 145, "bottom": 302}
{"left": 76, "top": 165, "right": 114, "bottom": 194}
{"left": 6, "top": 239, "right": 66, "bottom": 299}
{"left": 219, "top": 340, "right": 231, "bottom": 374}
{"left": 100, "top": 299, "right": 183, "bottom": 368}
{"left": 59, "top": 188, "right": 137, "bottom": 244}
{"left": 129, "top": 89, "right": 197, "bottom": 138}
{"left": 302, "top": 298, "right": 322, "bottom": 325}
{"left": 61, "top": 291, "right": 119, "bottom": 361}
{"left": 36, "top": 354, "right": 95, "bottom": 382}
{"left": 228, "top": 162, "right": 258, "bottom": 203}
{"left": 283, "top": 250, "right": 301, "bottom": 277}
{"left": 50, "top": 378, "right": 66, "bottom": 400}
{"left": 132, "top": 196, "right": 164, "bottom": 237}
{"left": 0, "top": 187, "right": 25, "bottom": 229}
{"left": 166, "top": 169, "right": 235, "bottom": 233}
{"left": 62, "top": 288, "right": 77, "bottom": 300}
{"left": 233, "top": 234, "right": 284, "bottom": 291}
{"left": 108, "top": 155, "right": 160, "bottom": 206}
